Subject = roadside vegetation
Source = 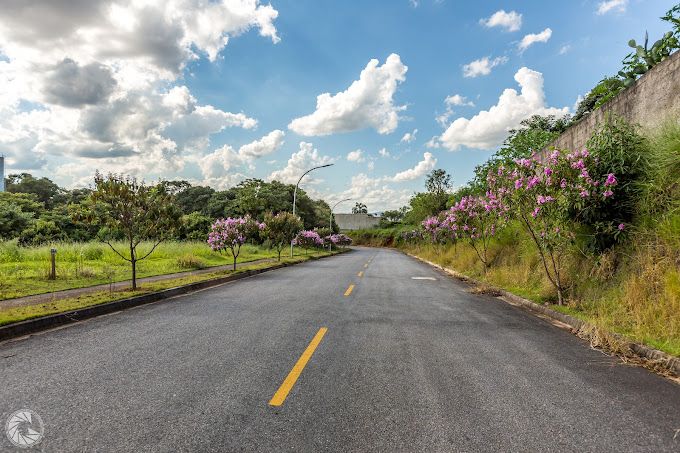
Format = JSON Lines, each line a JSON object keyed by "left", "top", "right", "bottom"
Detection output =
{"left": 0, "top": 241, "right": 279, "bottom": 300}
{"left": 1, "top": 169, "right": 352, "bottom": 302}
{"left": 0, "top": 250, "right": 340, "bottom": 327}
{"left": 350, "top": 115, "right": 680, "bottom": 357}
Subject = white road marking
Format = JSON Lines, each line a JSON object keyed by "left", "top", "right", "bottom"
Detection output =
{"left": 411, "top": 277, "right": 436, "bottom": 280}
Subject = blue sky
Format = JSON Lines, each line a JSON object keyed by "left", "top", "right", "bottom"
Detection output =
{"left": 0, "top": 0, "right": 676, "bottom": 211}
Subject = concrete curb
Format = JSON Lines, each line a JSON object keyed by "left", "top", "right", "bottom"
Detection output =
{"left": 404, "top": 251, "right": 680, "bottom": 377}
{"left": 0, "top": 250, "right": 349, "bottom": 342}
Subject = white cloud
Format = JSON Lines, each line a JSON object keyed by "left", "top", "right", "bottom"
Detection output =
{"left": 392, "top": 152, "right": 436, "bottom": 181}
{"left": 347, "top": 149, "right": 365, "bottom": 162}
{"left": 596, "top": 0, "right": 628, "bottom": 15}
{"left": 198, "top": 129, "right": 285, "bottom": 178}
{"left": 462, "top": 56, "right": 508, "bottom": 78}
{"left": 238, "top": 129, "right": 285, "bottom": 159}
{"left": 518, "top": 28, "right": 552, "bottom": 52}
{"left": 400, "top": 128, "right": 418, "bottom": 143}
{"left": 480, "top": 10, "right": 522, "bottom": 32}
{"left": 268, "top": 141, "right": 335, "bottom": 184}
{"left": 378, "top": 147, "right": 391, "bottom": 158}
{"left": 425, "top": 136, "right": 441, "bottom": 149}
{"left": 437, "top": 94, "right": 475, "bottom": 127}
{"left": 445, "top": 94, "right": 474, "bottom": 107}
{"left": 0, "top": 0, "right": 279, "bottom": 183}
{"left": 367, "top": 161, "right": 375, "bottom": 171}
{"left": 439, "top": 67, "right": 569, "bottom": 151}
{"left": 559, "top": 44, "right": 572, "bottom": 55}
{"left": 333, "top": 173, "right": 411, "bottom": 212}
{"left": 288, "top": 53, "right": 408, "bottom": 136}
{"left": 409, "top": 0, "right": 419, "bottom": 7}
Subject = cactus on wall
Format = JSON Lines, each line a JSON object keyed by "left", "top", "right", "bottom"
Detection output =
{"left": 619, "top": 31, "right": 679, "bottom": 87}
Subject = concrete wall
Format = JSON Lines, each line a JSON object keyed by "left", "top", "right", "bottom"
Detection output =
{"left": 549, "top": 50, "right": 680, "bottom": 152}
{"left": 334, "top": 213, "right": 381, "bottom": 231}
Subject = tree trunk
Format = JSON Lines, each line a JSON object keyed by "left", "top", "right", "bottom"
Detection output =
{"left": 233, "top": 255, "right": 237, "bottom": 271}
{"left": 278, "top": 249, "right": 282, "bottom": 261}
{"left": 130, "top": 243, "right": 137, "bottom": 290}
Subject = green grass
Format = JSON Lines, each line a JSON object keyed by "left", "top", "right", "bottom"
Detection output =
{"left": 0, "top": 240, "right": 325, "bottom": 300}
{"left": 0, "top": 249, "right": 341, "bottom": 326}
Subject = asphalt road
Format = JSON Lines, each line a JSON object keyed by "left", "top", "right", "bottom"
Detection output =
{"left": 1, "top": 247, "right": 678, "bottom": 452}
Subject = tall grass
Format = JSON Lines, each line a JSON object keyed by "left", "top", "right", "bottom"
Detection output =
{"left": 0, "top": 240, "right": 279, "bottom": 300}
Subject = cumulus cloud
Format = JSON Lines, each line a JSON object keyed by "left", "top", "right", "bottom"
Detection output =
{"left": 392, "top": 152, "right": 436, "bottom": 181}
{"left": 480, "top": 10, "right": 522, "bottom": 32}
{"left": 400, "top": 128, "right": 418, "bottom": 143}
{"left": 288, "top": 53, "right": 408, "bottom": 136}
{"left": 596, "top": 0, "right": 627, "bottom": 15}
{"left": 347, "top": 149, "right": 366, "bottom": 162}
{"left": 518, "top": 28, "right": 552, "bottom": 52}
{"left": 0, "top": 0, "right": 279, "bottom": 183}
{"left": 335, "top": 173, "right": 412, "bottom": 211}
{"left": 462, "top": 56, "right": 508, "bottom": 78}
{"left": 43, "top": 58, "right": 117, "bottom": 107}
{"left": 439, "top": 67, "right": 569, "bottom": 151}
{"left": 378, "top": 147, "right": 391, "bottom": 158}
{"left": 198, "top": 129, "right": 285, "bottom": 178}
{"left": 238, "top": 129, "right": 285, "bottom": 158}
{"left": 268, "top": 142, "right": 335, "bottom": 184}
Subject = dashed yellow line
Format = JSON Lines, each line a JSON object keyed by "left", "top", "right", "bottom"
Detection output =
{"left": 357, "top": 271, "right": 363, "bottom": 278}
{"left": 344, "top": 284, "right": 355, "bottom": 296}
{"left": 269, "top": 328, "right": 328, "bottom": 407}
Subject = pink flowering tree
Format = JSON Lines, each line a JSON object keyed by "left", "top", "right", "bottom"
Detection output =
{"left": 208, "top": 216, "right": 265, "bottom": 270}
{"left": 325, "top": 233, "right": 352, "bottom": 249}
{"left": 494, "top": 149, "right": 618, "bottom": 305}
{"left": 449, "top": 192, "right": 507, "bottom": 272}
{"left": 294, "top": 230, "right": 324, "bottom": 254}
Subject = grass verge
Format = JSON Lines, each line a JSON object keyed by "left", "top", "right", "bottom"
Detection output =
{"left": 0, "top": 249, "right": 341, "bottom": 327}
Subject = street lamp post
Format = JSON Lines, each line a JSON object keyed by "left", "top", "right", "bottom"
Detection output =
{"left": 291, "top": 163, "right": 334, "bottom": 257}
{"left": 329, "top": 198, "right": 351, "bottom": 251}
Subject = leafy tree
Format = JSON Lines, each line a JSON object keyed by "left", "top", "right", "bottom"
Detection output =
{"left": 175, "top": 185, "right": 215, "bottom": 215}
{"left": 206, "top": 189, "right": 237, "bottom": 218}
{"left": 352, "top": 202, "right": 368, "bottom": 214}
{"left": 572, "top": 77, "right": 626, "bottom": 123}
{"left": 425, "top": 169, "right": 452, "bottom": 213}
{"left": 83, "top": 173, "right": 181, "bottom": 290}
{"left": 180, "top": 212, "right": 213, "bottom": 241}
{"left": 18, "top": 219, "right": 67, "bottom": 246}
{"left": 263, "top": 212, "right": 303, "bottom": 261}
{"left": 471, "top": 114, "right": 571, "bottom": 193}
{"left": 0, "top": 200, "right": 34, "bottom": 240}
{"left": 5, "top": 173, "right": 62, "bottom": 207}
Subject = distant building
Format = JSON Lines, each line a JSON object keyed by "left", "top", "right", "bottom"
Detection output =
{"left": 0, "top": 156, "right": 4, "bottom": 192}
{"left": 334, "top": 213, "right": 381, "bottom": 231}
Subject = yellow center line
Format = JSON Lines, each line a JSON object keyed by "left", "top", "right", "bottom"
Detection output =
{"left": 269, "top": 327, "right": 328, "bottom": 407}
{"left": 357, "top": 271, "right": 363, "bottom": 278}
{"left": 344, "top": 284, "right": 355, "bottom": 296}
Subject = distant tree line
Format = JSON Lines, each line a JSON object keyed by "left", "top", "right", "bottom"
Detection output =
{"left": 0, "top": 173, "right": 338, "bottom": 246}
